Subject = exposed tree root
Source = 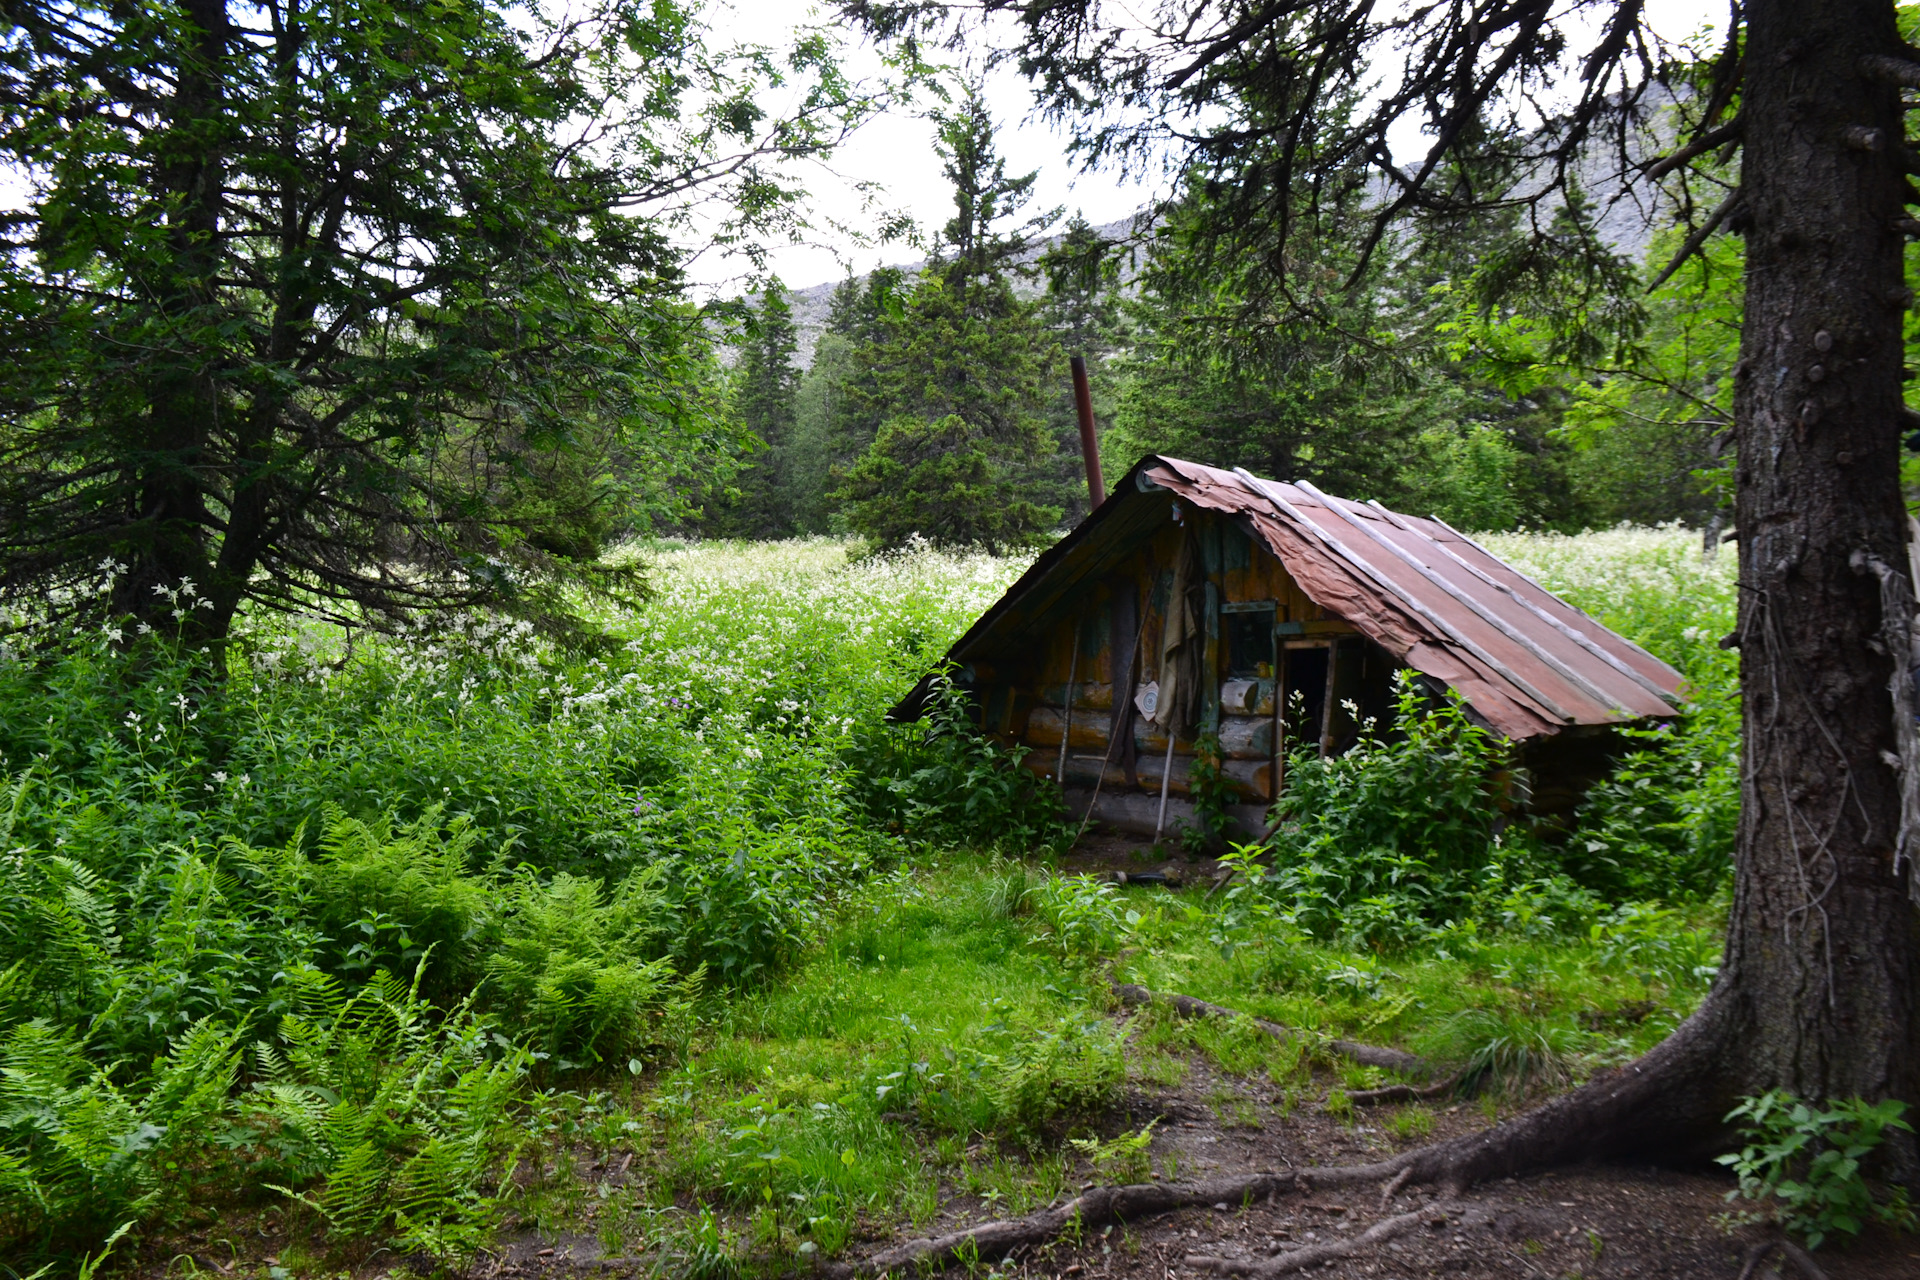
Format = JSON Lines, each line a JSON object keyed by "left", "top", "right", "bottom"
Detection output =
{"left": 850, "top": 997, "right": 1748, "bottom": 1275}
{"left": 1347, "top": 1072, "right": 1464, "bottom": 1107}
{"left": 1735, "top": 1239, "right": 1830, "bottom": 1280}
{"left": 853, "top": 1164, "right": 1410, "bottom": 1275}
{"left": 1184, "top": 1201, "right": 1455, "bottom": 1275}
{"left": 1109, "top": 981, "right": 1432, "bottom": 1076}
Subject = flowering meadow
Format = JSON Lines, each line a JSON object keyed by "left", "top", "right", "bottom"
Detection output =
{"left": 0, "top": 537, "right": 1047, "bottom": 1266}
{"left": 0, "top": 529, "right": 1740, "bottom": 1270}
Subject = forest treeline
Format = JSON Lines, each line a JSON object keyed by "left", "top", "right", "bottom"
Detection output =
{"left": 690, "top": 93, "right": 1768, "bottom": 547}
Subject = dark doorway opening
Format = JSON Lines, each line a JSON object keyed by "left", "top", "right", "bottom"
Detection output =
{"left": 1284, "top": 644, "right": 1329, "bottom": 754}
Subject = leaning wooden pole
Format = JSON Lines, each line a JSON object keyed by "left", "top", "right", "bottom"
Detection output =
{"left": 1153, "top": 734, "right": 1176, "bottom": 842}
{"left": 1070, "top": 355, "right": 1104, "bottom": 508}
{"left": 1057, "top": 622, "right": 1079, "bottom": 786}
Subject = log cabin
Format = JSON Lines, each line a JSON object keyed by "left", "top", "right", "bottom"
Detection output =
{"left": 891, "top": 455, "right": 1687, "bottom": 838}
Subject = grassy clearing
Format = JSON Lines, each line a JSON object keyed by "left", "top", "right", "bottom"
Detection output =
{"left": 0, "top": 528, "right": 1739, "bottom": 1274}
{"left": 481, "top": 851, "right": 1721, "bottom": 1272}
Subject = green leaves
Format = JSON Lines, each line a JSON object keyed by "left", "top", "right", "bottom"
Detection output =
{"left": 0, "top": 0, "right": 879, "bottom": 642}
{"left": 0, "top": 1014, "right": 243, "bottom": 1259}
{"left": 1717, "top": 1091, "right": 1916, "bottom": 1250}
{"left": 247, "top": 966, "right": 532, "bottom": 1260}
{"left": 1025, "top": 874, "right": 1140, "bottom": 958}
{"left": 842, "top": 671, "right": 1068, "bottom": 855}
{"left": 1254, "top": 674, "right": 1522, "bottom": 947}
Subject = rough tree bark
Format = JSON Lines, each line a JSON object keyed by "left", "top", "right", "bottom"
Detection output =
{"left": 1379, "top": 0, "right": 1920, "bottom": 1183}
{"left": 1718, "top": 0, "right": 1920, "bottom": 1168}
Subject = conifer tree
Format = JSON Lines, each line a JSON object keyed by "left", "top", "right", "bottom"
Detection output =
{"left": 1039, "top": 216, "right": 1129, "bottom": 522}
{"left": 835, "top": 90, "right": 1064, "bottom": 549}
{"left": 0, "top": 0, "right": 863, "bottom": 644}
{"left": 703, "top": 284, "right": 800, "bottom": 537}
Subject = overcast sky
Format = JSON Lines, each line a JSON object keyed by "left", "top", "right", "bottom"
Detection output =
{"left": 681, "top": 0, "right": 1162, "bottom": 294}
{"left": 688, "top": 0, "right": 1727, "bottom": 295}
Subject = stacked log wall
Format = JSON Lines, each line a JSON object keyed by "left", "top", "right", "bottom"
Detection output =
{"left": 995, "top": 508, "right": 1365, "bottom": 804}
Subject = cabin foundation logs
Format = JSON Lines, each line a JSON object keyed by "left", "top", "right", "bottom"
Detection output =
{"left": 1019, "top": 679, "right": 1278, "bottom": 800}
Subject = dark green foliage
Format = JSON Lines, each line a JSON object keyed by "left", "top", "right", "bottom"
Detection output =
{"left": 844, "top": 674, "right": 1068, "bottom": 854}
{"left": 247, "top": 969, "right": 532, "bottom": 1258}
{"left": 0, "top": 1016, "right": 242, "bottom": 1257}
{"left": 1718, "top": 1092, "right": 1917, "bottom": 1250}
{"left": 702, "top": 285, "right": 804, "bottom": 537}
{"left": 250, "top": 808, "right": 688, "bottom": 1064}
{"left": 1104, "top": 156, "right": 1598, "bottom": 533}
{"left": 1040, "top": 216, "right": 1130, "bottom": 522}
{"left": 1263, "top": 680, "right": 1510, "bottom": 933}
{"left": 838, "top": 413, "right": 1059, "bottom": 550}
{"left": 1107, "top": 219, "right": 1413, "bottom": 501}
{"left": 1562, "top": 695, "right": 1739, "bottom": 903}
{"left": 0, "top": 531, "right": 1096, "bottom": 1262}
{"left": 1453, "top": 213, "right": 1738, "bottom": 530}
{"left": 0, "top": 0, "right": 846, "bottom": 642}
{"left": 834, "top": 92, "right": 1066, "bottom": 549}
{"left": 1248, "top": 677, "right": 1599, "bottom": 947}
{"left": 1181, "top": 731, "right": 1238, "bottom": 853}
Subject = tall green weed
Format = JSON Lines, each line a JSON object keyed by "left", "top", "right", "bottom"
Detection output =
{"left": 1254, "top": 677, "right": 1586, "bottom": 947}
{"left": 843, "top": 673, "right": 1068, "bottom": 854}
{"left": 1486, "top": 528, "right": 1739, "bottom": 900}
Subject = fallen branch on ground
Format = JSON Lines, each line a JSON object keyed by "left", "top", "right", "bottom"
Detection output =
{"left": 1185, "top": 1201, "right": 1457, "bottom": 1276}
{"left": 851, "top": 1163, "right": 1413, "bottom": 1275}
{"left": 1110, "top": 981, "right": 1432, "bottom": 1076}
{"left": 1347, "top": 1072, "right": 1465, "bottom": 1107}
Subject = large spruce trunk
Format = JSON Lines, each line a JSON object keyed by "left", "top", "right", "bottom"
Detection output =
{"left": 1373, "top": 0, "right": 1920, "bottom": 1186}
{"left": 1722, "top": 0, "right": 1920, "bottom": 1162}
{"left": 111, "top": 0, "right": 231, "bottom": 635}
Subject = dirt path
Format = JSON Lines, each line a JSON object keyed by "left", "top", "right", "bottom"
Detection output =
{"left": 826, "top": 1058, "right": 1920, "bottom": 1280}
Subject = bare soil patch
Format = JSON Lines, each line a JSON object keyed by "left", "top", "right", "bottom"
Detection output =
{"left": 837, "top": 1054, "right": 1920, "bottom": 1279}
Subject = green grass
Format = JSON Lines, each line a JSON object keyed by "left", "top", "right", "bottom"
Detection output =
{"left": 493, "top": 854, "right": 1721, "bottom": 1264}
{"left": 1111, "top": 882, "right": 1716, "bottom": 1084}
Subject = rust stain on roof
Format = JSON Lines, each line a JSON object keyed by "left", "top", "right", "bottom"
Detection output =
{"left": 895, "top": 455, "right": 1685, "bottom": 740}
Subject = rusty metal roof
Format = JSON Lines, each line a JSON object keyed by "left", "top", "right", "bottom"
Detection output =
{"left": 894, "top": 455, "right": 1685, "bottom": 739}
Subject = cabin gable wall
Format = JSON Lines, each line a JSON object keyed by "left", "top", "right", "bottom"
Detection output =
{"left": 976, "top": 508, "right": 1399, "bottom": 809}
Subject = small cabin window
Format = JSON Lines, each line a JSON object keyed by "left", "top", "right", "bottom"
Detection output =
{"left": 1222, "top": 601, "right": 1277, "bottom": 679}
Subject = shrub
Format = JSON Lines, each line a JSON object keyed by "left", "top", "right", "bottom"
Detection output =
{"left": 1481, "top": 527, "right": 1740, "bottom": 903}
{"left": 482, "top": 867, "right": 688, "bottom": 1066}
{"left": 1025, "top": 874, "right": 1141, "bottom": 957}
{"left": 1563, "top": 683, "right": 1738, "bottom": 903}
{"left": 253, "top": 806, "right": 691, "bottom": 1062}
{"left": 843, "top": 672, "right": 1068, "bottom": 854}
{"left": 1251, "top": 676, "right": 1579, "bottom": 946}
{"left": 0, "top": 538, "right": 1025, "bottom": 1265}
{"left": 1587, "top": 901, "right": 1721, "bottom": 989}
{"left": 1717, "top": 1091, "right": 1916, "bottom": 1249}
